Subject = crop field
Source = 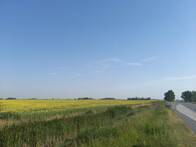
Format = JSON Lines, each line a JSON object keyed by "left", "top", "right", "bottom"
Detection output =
{"left": 0, "top": 100, "right": 196, "bottom": 147}
{"left": 0, "top": 99, "right": 153, "bottom": 112}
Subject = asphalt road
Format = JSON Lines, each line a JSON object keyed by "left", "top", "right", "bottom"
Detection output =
{"left": 174, "top": 102, "right": 196, "bottom": 133}
{"left": 181, "top": 103, "right": 196, "bottom": 112}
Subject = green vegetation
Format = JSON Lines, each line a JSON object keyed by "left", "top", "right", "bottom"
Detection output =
{"left": 181, "top": 91, "right": 196, "bottom": 102}
{"left": 164, "top": 90, "right": 175, "bottom": 102}
{"left": 0, "top": 100, "right": 152, "bottom": 126}
{"left": 192, "top": 91, "right": 196, "bottom": 102}
{"left": 0, "top": 100, "right": 195, "bottom": 147}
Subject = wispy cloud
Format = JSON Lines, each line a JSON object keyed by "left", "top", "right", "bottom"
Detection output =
{"left": 94, "top": 58, "right": 122, "bottom": 72}
{"left": 94, "top": 56, "right": 156, "bottom": 73}
{"left": 74, "top": 73, "right": 82, "bottom": 77}
{"left": 99, "top": 58, "right": 123, "bottom": 64}
{"left": 131, "top": 74, "right": 196, "bottom": 88}
{"left": 127, "top": 62, "right": 142, "bottom": 66}
{"left": 48, "top": 72, "right": 57, "bottom": 76}
{"left": 142, "top": 56, "right": 158, "bottom": 62}
{"left": 164, "top": 75, "right": 196, "bottom": 81}
{"left": 95, "top": 62, "right": 112, "bottom": 73}
{"left": 95, "top": 57, "right": 143, "bottom": 72}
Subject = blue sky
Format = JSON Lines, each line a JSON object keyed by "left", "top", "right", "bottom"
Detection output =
{"left": 0, "top": 0, "right": 196, "bottom": 99}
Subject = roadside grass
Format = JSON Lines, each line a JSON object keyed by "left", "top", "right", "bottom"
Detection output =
{"left": 167, "top": 110, "right": 196, "bottom": 146}
{"left": 79, "top": 104, "right": 196, "bottom": 147}
{"left": 0, "top": 101, "right": 195, "bottom": 147}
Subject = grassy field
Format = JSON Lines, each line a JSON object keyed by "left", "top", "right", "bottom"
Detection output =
{"left": 0, "top": 100, "right": 153, "bottom": 126}
{"left": 0, "top": 100, "right": 195, "bottom": 147}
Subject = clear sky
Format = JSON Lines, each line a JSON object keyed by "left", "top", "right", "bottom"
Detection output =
{"left": 0, "top": 0, "right": 196, "bottom": 99}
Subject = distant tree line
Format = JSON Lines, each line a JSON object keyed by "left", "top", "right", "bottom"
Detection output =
{"left": 101, "top": 98, "right": 116, "bottom": 100}
{"left": 6, "top": 97, "right": 17, "bottom": 100}
{"left": 127, "top": 97, "right": 151, "bottom": 100}
{"left": 77, "top": 97, "right": 94, "bottom": 100}
{"left": 77, "top": 97, "right": 117, "bottom": 100}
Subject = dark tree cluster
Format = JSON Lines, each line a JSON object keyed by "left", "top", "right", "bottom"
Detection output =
{"left": 101, "top": 98, "right": 116, "bottom": 100}
{"left": 127, "top": 97, "right": 151, "bottom": 100}
{"left": 164, "top": 90, "right": 196, "bottom": 102}
{"left": 6, "top": 97, "right": 17, "bottom": 100}
{"left": 77, "top": 97, "right": 94, "bottom": 100}
{"left": 181, "top": 91, "right": 196, "bottom": 102}
{"left": 164, "top": 90, "right": 175, "bottom": 102}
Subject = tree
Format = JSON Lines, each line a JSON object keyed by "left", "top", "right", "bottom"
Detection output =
{"left": 191, "top": 91, "right": 196, "bottom": 102}
{"left": 181, "top": 91, "right": 192, "bottom": 102}
{"left": 164, "top": 90, "right": 175, "bottom": 102}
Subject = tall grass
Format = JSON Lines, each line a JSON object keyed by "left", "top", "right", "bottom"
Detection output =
{"left": 0, "top": 105, "right": 137, "bottom": 146}
{"left": 0, "top": 101, "right": 195, "bottom": 147}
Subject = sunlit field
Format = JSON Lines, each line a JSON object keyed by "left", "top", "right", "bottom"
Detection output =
{"left": 0, "top": 100, "right": 195, "bottom": 147}
{"left": 0, "top": 99, "right": 153, "bottom": 112}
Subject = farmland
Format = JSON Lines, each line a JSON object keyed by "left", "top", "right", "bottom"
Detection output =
{"left": 0, "top": 100, "right": 196, "bottom": 147}
{"left": 0, "top": 99, "right": 153, "bottom": 112}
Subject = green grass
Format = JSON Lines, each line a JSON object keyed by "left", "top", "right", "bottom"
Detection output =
{"left": 0, "top": 101, "right": 195, "bottom": 147}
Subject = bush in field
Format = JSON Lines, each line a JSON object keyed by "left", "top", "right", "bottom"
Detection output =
{"left": 164, "top": 90, "right": 175, "bottom": 102}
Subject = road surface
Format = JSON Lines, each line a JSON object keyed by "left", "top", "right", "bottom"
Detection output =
{"left": 173, "top": 102, "right": 196, "bottom": 133}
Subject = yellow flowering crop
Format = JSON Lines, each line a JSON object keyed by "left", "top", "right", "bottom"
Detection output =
{"left": 0, "top": 99, "right": 154, "bottom": 112}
